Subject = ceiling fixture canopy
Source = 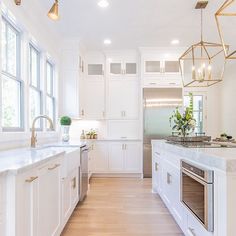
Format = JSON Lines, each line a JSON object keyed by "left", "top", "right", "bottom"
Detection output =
{"left": 215, "top": 0, "right": 236, "bottom": 59}
{"left": 179, "top": 1, "right": 228, "bottom": 87}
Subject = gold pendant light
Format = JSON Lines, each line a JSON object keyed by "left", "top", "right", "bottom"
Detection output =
{"left": 14, "top": 0, "right": 59, "bottom": 21}
{"left": 215, "top": 0, "right": 236, "bottom": 59}
{"left": 179, "top": 1, "right": 228, "bottom": 87}
{"left": 48, "top": 0, "right": 59, "bottom": 21}
{"left": 14, "top": 0, "right": 21, "bottom": 5}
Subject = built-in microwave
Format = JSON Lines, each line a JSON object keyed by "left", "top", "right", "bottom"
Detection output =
{"left": 181, "top": 160, "right": 214, "bottom": 232}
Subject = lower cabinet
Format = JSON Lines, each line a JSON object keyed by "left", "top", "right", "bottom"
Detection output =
{"left": 15, "top": 156, "right": 62, "bottom": 236}
{"left": 92, "top": 142, "right": 109, "bottom": 173}
{"left": 13, "top": 151, "right": 80, "bottom": 236}
{"left": 37, "top": 158, "right": 62, "bottom": 236}
{"left": 61, "top": 167, "right": 79, "bottom": 227}
{"left": 92, "top": 141, "right": 142, "bottom": 174}
{"left": 15, "top": 168, "right": 39, "bottom": 236}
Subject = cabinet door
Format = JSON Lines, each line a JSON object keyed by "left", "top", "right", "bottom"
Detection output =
{"left": 107, "top": 80, "right": 126, "bottom": 119}
{"left": 109, "top": 61, "right": 123, "bottom": 76}
{"left": 144, "top": 60, "right": 162, "bottom": 74}
{"left": 108, "top": 143, "right": 124, "bottom": 172}
{"left": 61, "top": 176, "right": 71, "bottom": 224}
{"left": 164, "top": 61, "right": 180, "bottom": 74}
{"left": 107, "top": 80, "right": 139, "bottom": 119}
{"left": 124, "top": 142, "right": 141, "bottom": 173}
{"left": 38, "top": 160, "right": 61, "bottom": 236}
{"left": 82, "top": 80, "right": 105, "bottom": 119}
{"left": 15, "top": 169, "right": 39, "bottom": 236}
{"left": 125, "top": 62, "right": 137, "bottom": 76}
{"left": 87, "top": 64, "right": 104, "bottom": 76}
{"left": 70, "top": 168, "right": 79, "bottom": 207}
{"left": 122, "top": 81, "right": 139, "bottom": 119}
{"left": 92, "top": 143, "right": 109, "bottom": 173}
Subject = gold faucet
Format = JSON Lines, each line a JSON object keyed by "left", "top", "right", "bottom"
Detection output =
{"left": 31, "top": 115, "right": 54, "bottom": 148}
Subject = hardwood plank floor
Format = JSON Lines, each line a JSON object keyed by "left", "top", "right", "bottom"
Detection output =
{"left": 61, "top": 178, "right": 184, "bottom": 236}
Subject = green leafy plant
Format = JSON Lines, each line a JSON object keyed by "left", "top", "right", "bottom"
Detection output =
{"left": 169, "top": 93, "right": 196, "bottom": 137}
{"left": 60, "top": 116, "right": 72, "bottom": 126}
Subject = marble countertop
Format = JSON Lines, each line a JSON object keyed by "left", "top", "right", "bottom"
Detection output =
{"left": 0, "top": 140, "right": 85, "bottom": 176}
{"left": 152, "top": 140, "right": 236, "bottom": 172}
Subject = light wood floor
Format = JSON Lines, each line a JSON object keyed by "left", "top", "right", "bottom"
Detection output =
{"left": 61, "top": 178, "right": 184, "bottom": 236}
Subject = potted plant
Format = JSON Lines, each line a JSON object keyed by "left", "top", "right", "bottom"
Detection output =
{"left": 60, "top": 116, "right": 72, "bottom": 142}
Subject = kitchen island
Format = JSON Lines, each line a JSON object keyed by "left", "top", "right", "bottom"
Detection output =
{"left": 152, "top": 140, "right": 236, "bottom": 236}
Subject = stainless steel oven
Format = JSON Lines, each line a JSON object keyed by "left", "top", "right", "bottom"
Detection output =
{"left": 181, "top": 160, "right": 214, "bottom": 232}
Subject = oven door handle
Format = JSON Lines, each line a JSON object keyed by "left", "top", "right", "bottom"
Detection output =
{"left": 182, "top": 168, "right": 208, "bottom": 186}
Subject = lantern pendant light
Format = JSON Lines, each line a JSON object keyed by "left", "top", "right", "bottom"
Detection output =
{"left": 179, "top": 1, "right": 228, "bottom": 87}
{"left": 215, "top": 0, "right": 236, "bottom": 59}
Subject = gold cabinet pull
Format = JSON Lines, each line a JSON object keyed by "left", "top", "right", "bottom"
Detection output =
{"left": 155, "top": 162, "right": 158, "bottom": 171}
{"left": 48, "top": 164, "right": 60, "bottom": 171}
{"left": 25, "top": 176, "right": 38, "bottom": 183}
{"left": 72, "top": 177, "right": 76, "bottom": 189}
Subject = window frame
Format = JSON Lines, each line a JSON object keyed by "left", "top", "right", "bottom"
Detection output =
{"left": 1, "top": 16, "right": 24, "bottom": 132}
{"left": 183, "top": 92, "right": 207, "bottom": 134}
{"left": 46, "top": 60, "right": 56, "bottom": 127}
{"left": 29, "top": 42, "right": 43, "bottom": 131}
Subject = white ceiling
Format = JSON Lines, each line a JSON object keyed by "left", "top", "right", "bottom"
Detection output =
{"left": 39, "top": 0, "right": 233, "bottom": 50}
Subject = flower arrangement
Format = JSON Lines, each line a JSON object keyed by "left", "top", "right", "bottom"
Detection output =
{"left": 169, "top": 93, "right": 196, "bottom": 137}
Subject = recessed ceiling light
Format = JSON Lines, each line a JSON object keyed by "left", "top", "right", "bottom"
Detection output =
{"left": 104, "top": 39, "right": 112, "bottom": 45}
{"left": 171, "top": 39, "right": 180, "bottom": 45}
{"left": 98, "top": 0, "right": 109, "bottom": 8}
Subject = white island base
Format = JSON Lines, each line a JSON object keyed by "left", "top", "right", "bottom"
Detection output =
{"left": 152, "top": 140, "right": 236, "bottom": 236}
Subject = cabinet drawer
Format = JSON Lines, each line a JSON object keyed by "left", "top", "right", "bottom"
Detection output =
{"left": 186, "top": 212, "right": 213, "bottom": 236}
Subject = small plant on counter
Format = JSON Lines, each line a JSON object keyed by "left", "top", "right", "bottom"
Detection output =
{"left": 169, "top": 93, "right": 196, "bottom": 137}
{"left": 60, "top": 116, "right": 72, "bottom": 142}
{"left": 60, "top": 116, "right": 72, "bottom": 126}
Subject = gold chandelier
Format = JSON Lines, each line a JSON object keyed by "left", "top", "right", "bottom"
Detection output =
{"left": 14, "top": 0, "right": 59, "bottom": 21}
{"left": 179, "top": 1, "right": 228, "bottom": 87}
{"left": 215, "top": 0, "right": 236, "bottom": 59}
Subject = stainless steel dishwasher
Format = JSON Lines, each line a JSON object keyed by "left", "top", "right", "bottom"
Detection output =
{"left": 79, "top": 145, "right": 89, "bottom": 201}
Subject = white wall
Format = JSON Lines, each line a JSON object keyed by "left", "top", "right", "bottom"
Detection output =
{"left": 219, "top": 61, "right": 236, "bottom": 136}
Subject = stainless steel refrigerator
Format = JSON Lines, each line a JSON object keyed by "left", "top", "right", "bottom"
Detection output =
{"left": 143, "top": 88, "right": 183, "bottom": 177}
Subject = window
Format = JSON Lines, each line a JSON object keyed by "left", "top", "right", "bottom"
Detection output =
{"left": 184, "top": 94, "right": 204, "bottom": 134}
{"left": 46, "top": 61, "right": 55, "bottom": 127}
{"left": 29, "top": 43, "right": 42, "bottom": 129}
{"left": 1, "top": 17, "right": 23, "bottom": 131}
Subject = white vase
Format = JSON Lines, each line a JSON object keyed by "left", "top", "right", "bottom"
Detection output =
{"left": 61, "top": 125, "right": 70, "bottom": 142}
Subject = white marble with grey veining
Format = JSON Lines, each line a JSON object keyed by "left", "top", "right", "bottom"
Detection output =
{"left": 0, "top": 140, "right": 85, "bottom": 175}
{"left": 152, "top": 140, "right": 236, "bottom": 172}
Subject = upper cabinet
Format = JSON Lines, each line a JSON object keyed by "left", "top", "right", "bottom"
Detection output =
{"left": 106, "top": 53, "right": 138, "bottom": 78}
{"left": 144, "top": 60, "right": 180, "bottom": 75}
{"left": 140, "top": 48, "right": 183, "bottom": 88}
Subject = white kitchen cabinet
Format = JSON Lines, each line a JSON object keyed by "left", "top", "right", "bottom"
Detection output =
{"left": 124, "top": 142, "right": 141, "bottom": 172}
{"left": 87, "top": 64, "right": 104, "bottom": 77}
{"left": 152, "top": 151, "right": 162, "bottom": 194}
{"left": 15, "top": 168, "right": 39, "bottom": 236}
{"left": 60, "top": 49, "right": 84, "bottom": 118}
{"left": 107, "top": 120, "right": 140, "bottom": 140}
{"left": 107, "top": 80, "right": 139, "bottom": 119}
{"left": 141, "top": 52, "right": 182, "bottom": 87}
{"left": 108, "top": 143, "right": 124, "bottom": 171}
{"left": 38, "top": 158, "right": 62, "bottom": 236}
{"left": 0, "top": 176, "right": 6, "bottom": 236}
{"left": 92, "top": 142, "right": 109, "bottom": 173}
{"left": 80, "top": 79, "right": 105, "bottom": 120}
{"left": 108, "top": 57, "right": 137, "bottom": 78}
{"left": 108, "top": 142, "right": 141, "bottom": 173}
